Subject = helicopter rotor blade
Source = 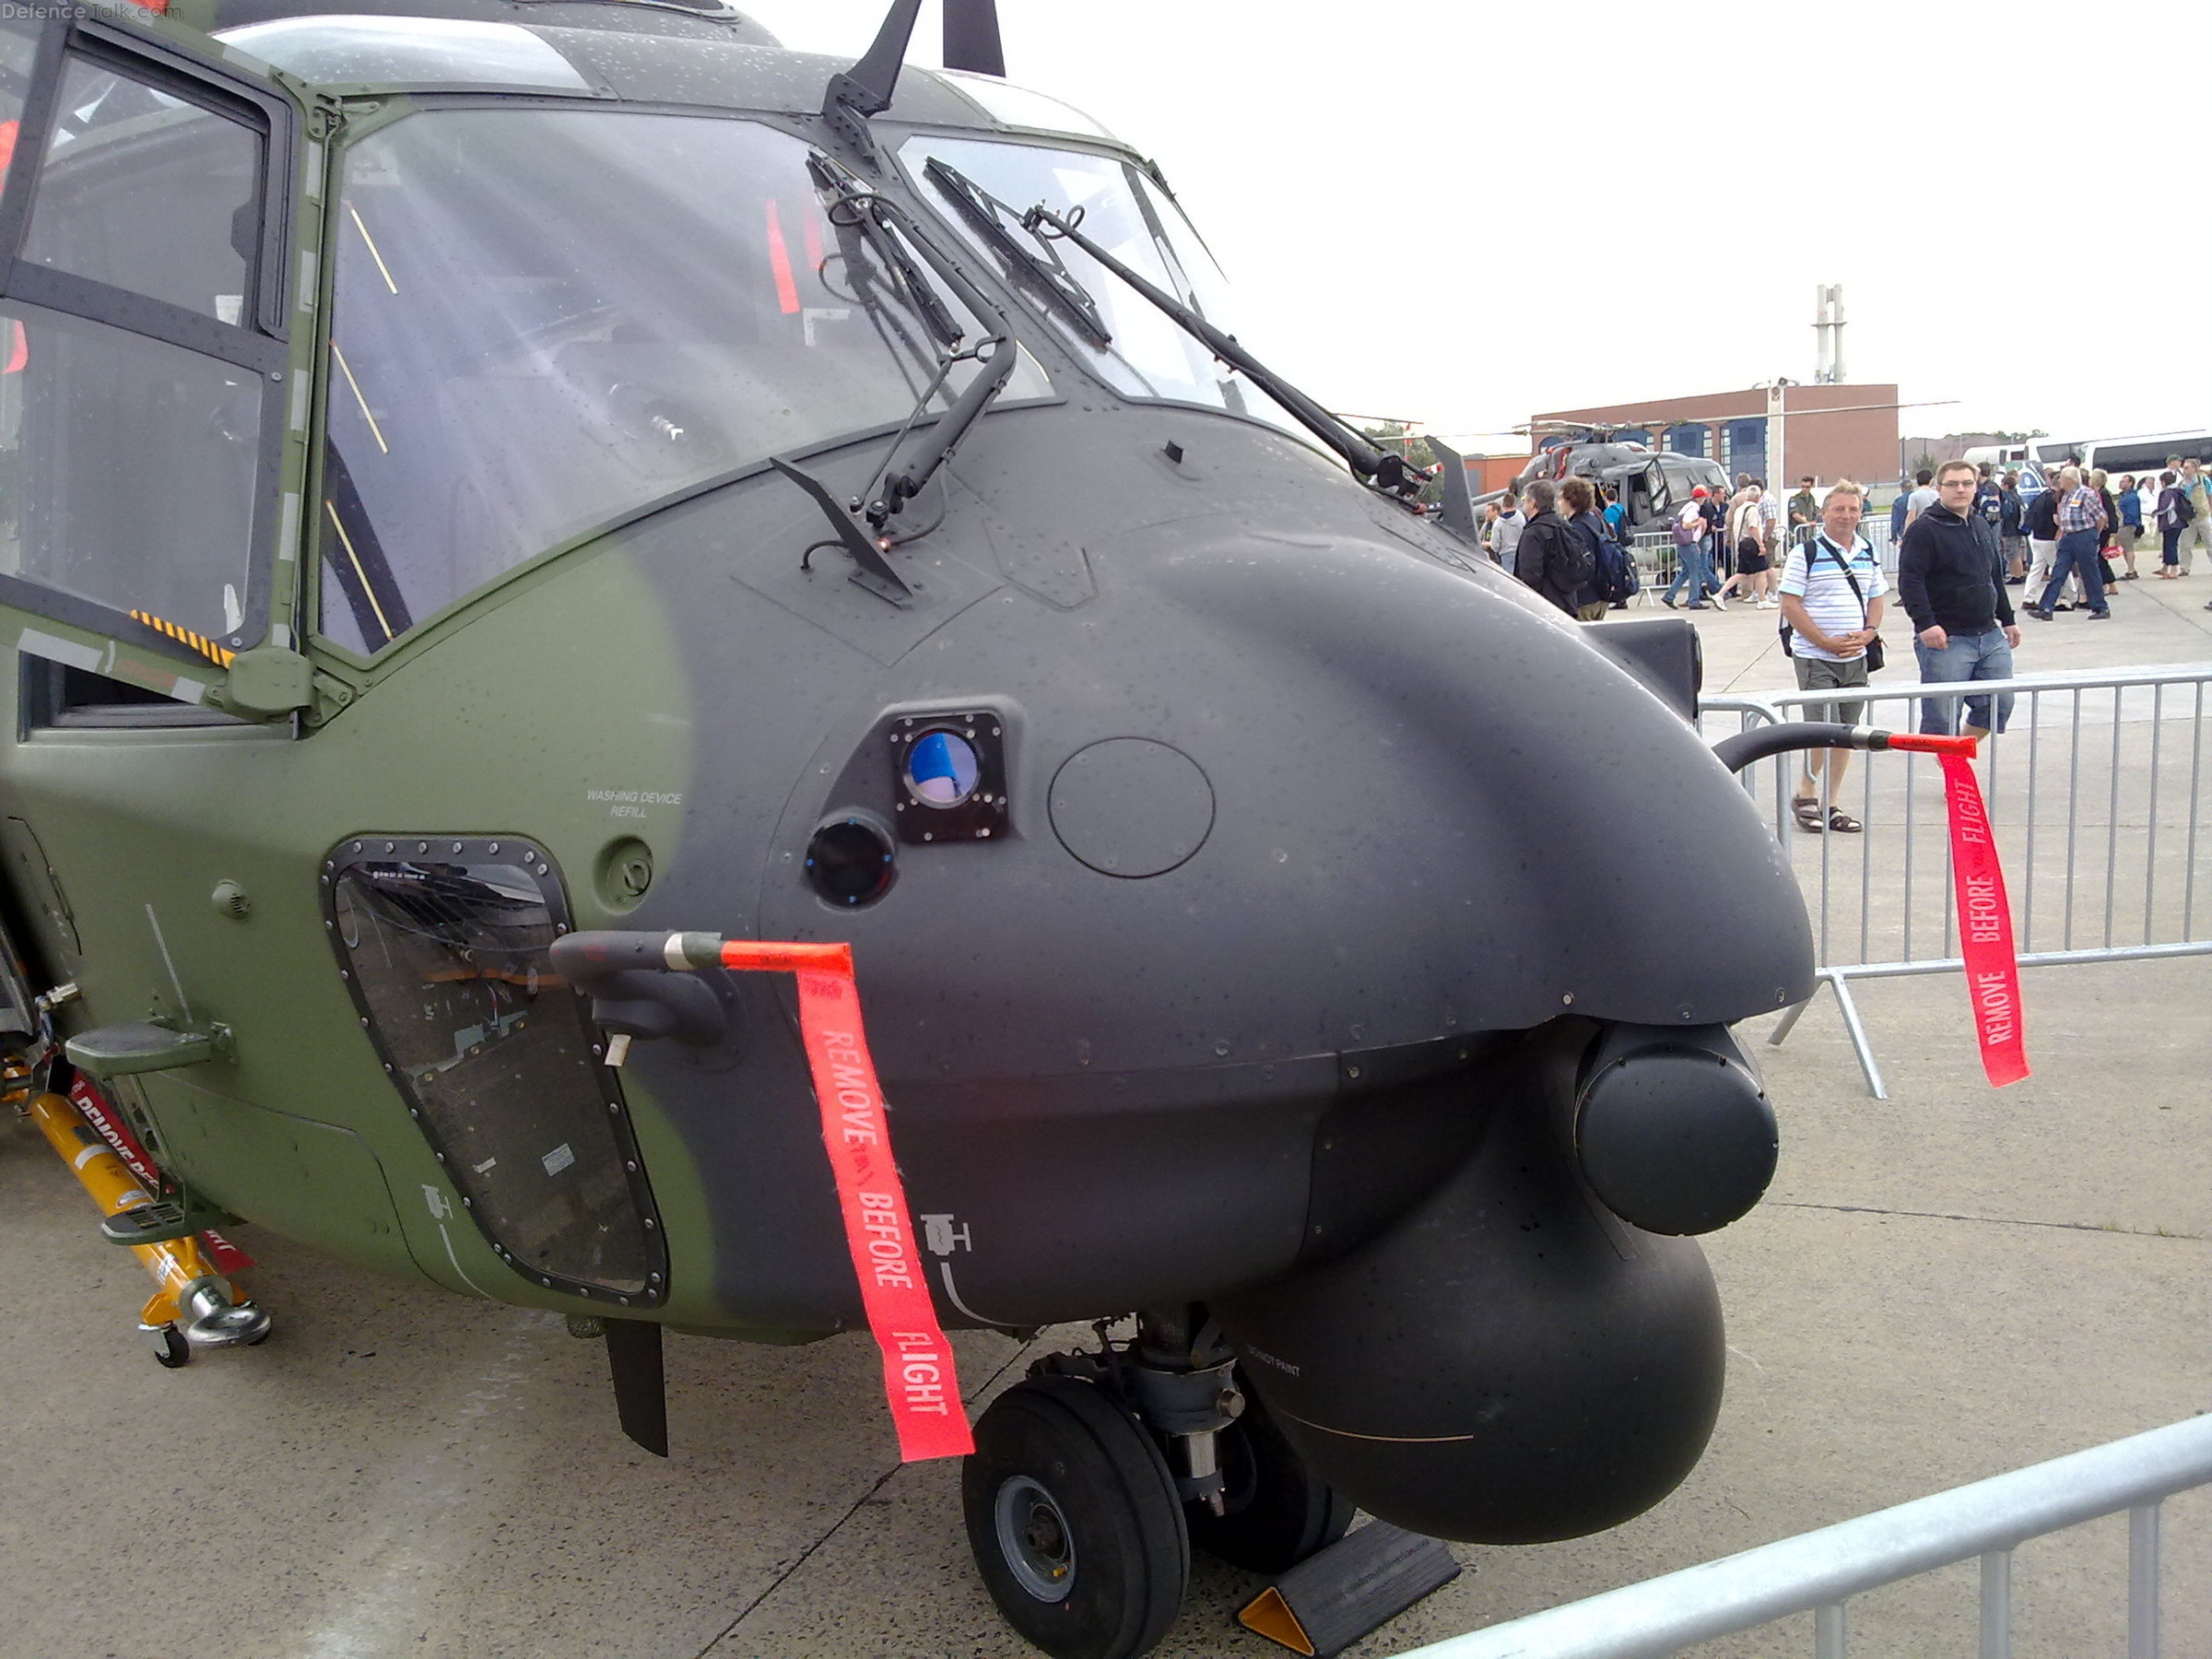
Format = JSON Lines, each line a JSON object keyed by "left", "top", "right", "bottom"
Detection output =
{"left": 942, "top": 0, "right": 1006, "bottom": 76}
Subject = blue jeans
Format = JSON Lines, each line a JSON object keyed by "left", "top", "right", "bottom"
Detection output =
{"left": 1914, "top": 627, "right": 2015, "bottom": 734}
{"left": 2038, "top": 528, "right": 2107, "bottom": 614}
{"left": 1665, "top": 541, "right": 1712, "bottom": 605}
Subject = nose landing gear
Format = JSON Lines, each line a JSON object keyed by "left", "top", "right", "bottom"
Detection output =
{"left": 963, "top": 1373, "right": 1188, "bottom": 1659}
{"left": 961, "top": 1309, "right": 1355, "bottom": 1659}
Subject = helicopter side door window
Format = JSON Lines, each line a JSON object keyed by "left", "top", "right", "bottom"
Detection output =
{"left": 20, "top": 53, "right": 264, "bottom": 324}
{"left": 0, "top": 15, "right": 297, "bottom": 712}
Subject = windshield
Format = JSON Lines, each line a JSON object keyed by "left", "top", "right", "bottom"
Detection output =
{"left": 901, "top": 134, "right": 1307, "bottom": 442}
{"left": 319, "top": 109, "right": 1048, "bottom": 653}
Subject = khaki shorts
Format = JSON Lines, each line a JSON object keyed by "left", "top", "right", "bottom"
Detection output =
{"left": 1794, "top": 652, "right": 1870, "bottom": 725}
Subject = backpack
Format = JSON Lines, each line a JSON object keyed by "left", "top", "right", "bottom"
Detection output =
{"left": 2179, "top": 491, "right": 2199, "bottom": 527}
{"left": 1594, "top": 534, "right": 1637, "bottom": 605}
{"left": 1557, "top": 523, "right": 1596, "bottom": 593}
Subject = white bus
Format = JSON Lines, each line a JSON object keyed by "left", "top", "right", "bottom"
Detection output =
{"left": 1964, "top": 431, "right": 2212, "bottom": 479}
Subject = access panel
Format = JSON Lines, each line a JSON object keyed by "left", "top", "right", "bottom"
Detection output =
{"left": 322, "top": 835, "right": 665, "bottom": 1307}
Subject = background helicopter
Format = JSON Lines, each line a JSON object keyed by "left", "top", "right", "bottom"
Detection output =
{"left": 1511, "top": 428, "right": 1732, "bottom": 533}
{"left": 0, "top": 1, "right": 1820, "bottom": 1654}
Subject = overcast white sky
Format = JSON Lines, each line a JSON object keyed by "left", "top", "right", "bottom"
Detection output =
{"left": 738, "top": 0, "right": 2206, "bottom": 453}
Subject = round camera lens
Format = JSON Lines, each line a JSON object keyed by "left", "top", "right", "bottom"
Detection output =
{"left": 805, "top": 818, "right": 896, "bottom": 906}
{"left": 905, "top": 729, "right": 981, "bottom": 807}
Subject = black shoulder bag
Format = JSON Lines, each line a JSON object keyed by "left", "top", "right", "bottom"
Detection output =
{"left": 1781, "top": 538, "right": 1883, "bottom": 671}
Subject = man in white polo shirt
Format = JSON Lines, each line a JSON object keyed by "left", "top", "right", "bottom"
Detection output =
{"left": 1777, "top": 479, "right": 1888, "bottom": 832}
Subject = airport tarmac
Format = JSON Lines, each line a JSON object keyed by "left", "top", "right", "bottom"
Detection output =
{"left": 2, "top": 571, "right": 2206, "bottom": 1659}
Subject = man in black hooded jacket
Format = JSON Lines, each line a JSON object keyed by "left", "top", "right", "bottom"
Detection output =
{"left": 1515, "top": 479, "right": 1581, "bottom": 616}
{"left": 1897, "top": 460, "right": 2020, "bottom": 739}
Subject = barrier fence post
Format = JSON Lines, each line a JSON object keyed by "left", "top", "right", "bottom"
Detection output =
{"left": 2129, "top": 1500, "right": 2160, "bottom": 1659}
{"left": 1814, "top": 1600, "right": 1848, "bottom": 1658}
{"left": 1977, "top": 1548, "right": 2011, "bottom": 1659}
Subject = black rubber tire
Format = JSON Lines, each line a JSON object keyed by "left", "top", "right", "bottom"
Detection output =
{"left": 150, "top": 1324, "right": 191, "bottom": 1369}
{"left": 1185, "top": 1390, "right": 1355, "bottom": 1574}
{"left": 962, "top": 1376, "right": 1190, "bottom": 1659}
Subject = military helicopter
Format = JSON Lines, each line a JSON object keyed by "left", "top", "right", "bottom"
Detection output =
{"left": 0, "top": 0, "right": 1890, "bottom": 1653}
{"left": 1511, "top": 427, "right": 1733, "bottom": 533}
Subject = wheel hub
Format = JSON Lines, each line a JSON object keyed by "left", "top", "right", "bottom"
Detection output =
{"left": 994, "top": 1474, "right": 1077, "bottom": 1602}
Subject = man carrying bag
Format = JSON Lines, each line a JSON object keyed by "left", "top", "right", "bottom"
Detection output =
{"left": 1777, "top": 479, "right": 1888, "bottom": 832}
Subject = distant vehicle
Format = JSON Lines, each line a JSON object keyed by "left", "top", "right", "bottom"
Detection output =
{"left": 1510, "top": 441, "right": 1731, "bottom": 533}
{"left": 1965, "top": 431, "right": 2212, "bottom": 479}
{"left": 1962, "top": 440, "right": 2076, "bottom": 470}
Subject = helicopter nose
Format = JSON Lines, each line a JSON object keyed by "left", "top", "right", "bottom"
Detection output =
{"left": 1123, "top": 528, "right": 1813, "bottom": 1037}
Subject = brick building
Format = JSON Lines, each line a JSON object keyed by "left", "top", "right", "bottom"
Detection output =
{"left": 1529, "top": 384, "right": 1900, "bottom": 488}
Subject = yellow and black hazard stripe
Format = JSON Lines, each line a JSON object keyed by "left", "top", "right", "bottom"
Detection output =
{"left": 129, "top": 610, "right": 235, "bottom": 669}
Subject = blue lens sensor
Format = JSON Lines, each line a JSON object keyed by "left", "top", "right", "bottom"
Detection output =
{"left": 906, "top": 730, "right": 982, "bottom": 806}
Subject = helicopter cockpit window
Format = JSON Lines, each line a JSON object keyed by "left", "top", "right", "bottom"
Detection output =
{"left": 317, "top": 111, "right": 1051, "bottom": 654}
{"left": 21, "top": 56, "right": 265, "bottom": 326}
{"left": 902, "top": 135, "right": 1310, "bottom": 446}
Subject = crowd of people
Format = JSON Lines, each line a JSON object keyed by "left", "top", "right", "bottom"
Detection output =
{"left": 1477, "top": 467, "right": 1801, "bottom": 618}
{"left": 1476, "top": 475, "right": 1637, "bottom": 620}
{"left": 1962, "top": 456, "right": 2212, "bottom": 612}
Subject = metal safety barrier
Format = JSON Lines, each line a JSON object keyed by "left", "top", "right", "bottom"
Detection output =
{"left": 1399, "top": 1413, "right": 2212, "bottom": 1659}
{"left": 1700, "top": 664, "right": 2212, "bottom": 1097}
{"left": 1629, "top": 519, "right": 1899, "bottom": 608}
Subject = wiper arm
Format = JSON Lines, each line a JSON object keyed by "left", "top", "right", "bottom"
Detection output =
{"left": 770, "top": 156, "right": 1022, "bottom": 604}
{"left": 923, "top": 158, "right": 1112, "bottom": 348}
{"left": 1021, "top": 203, "right": 1426, "bottom": 497}
{"left": 810, "top": 151, "right": 963, "bottom": 351}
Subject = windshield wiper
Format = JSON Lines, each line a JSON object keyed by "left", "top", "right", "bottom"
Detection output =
{"left": 1019, "top": 203, "right": 1429, "bottom": 500}
{"left": 923, "top": 158, "right": 1112, "bottom": 348}
{"left": 770, "top": 156, "right": 1023, "bottom": 602}
{"left": 810, "top": 151, "right": 963, "bottom": 351}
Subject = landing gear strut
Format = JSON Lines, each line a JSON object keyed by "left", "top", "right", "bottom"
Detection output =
{"left": 961, "top": 1307, "right": 1353, "bottom": 1659}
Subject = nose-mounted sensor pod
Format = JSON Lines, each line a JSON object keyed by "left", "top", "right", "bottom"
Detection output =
{"left": 1571, "top": 1023, "right": 1778, "bottom": 1236}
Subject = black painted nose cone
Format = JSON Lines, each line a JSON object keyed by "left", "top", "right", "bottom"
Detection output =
{"left": 1574, "top": 1031, "right": 1777, "bottom": 1235}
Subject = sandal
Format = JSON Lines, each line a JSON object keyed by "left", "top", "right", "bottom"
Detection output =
{"left": 1792, "top": 796, "right": 1826, "bottom": 833}
{"left": 1826, "top": 807, "right": 1863, "bottom": 833}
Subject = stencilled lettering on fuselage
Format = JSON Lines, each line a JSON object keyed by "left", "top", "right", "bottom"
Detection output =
{"left": 584, "top": 787, "right": 686, "bottom": 820}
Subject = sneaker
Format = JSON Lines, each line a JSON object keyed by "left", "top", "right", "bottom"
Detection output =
{"left": 1711, "top": 594, "right": 1728, "bottom": 611}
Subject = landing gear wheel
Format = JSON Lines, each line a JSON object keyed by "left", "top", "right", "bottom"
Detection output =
{"left": 1186, "top": 1390, "right": 1354, "bottom": 1573}
{"left": 148, "top": 1324, "right": 191, "bottom": 1369}
{"left": 962, "top": 1376, "right": 1190, "bottom": 1659}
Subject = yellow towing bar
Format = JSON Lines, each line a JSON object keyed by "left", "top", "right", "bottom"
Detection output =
{"left": 24, "top": 1088, "right": 269, "bottom": 1362}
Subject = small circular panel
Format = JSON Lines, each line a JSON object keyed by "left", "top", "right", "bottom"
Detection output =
{"left": 1048, "top": 739, "right": 1215, "bottom": 878}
